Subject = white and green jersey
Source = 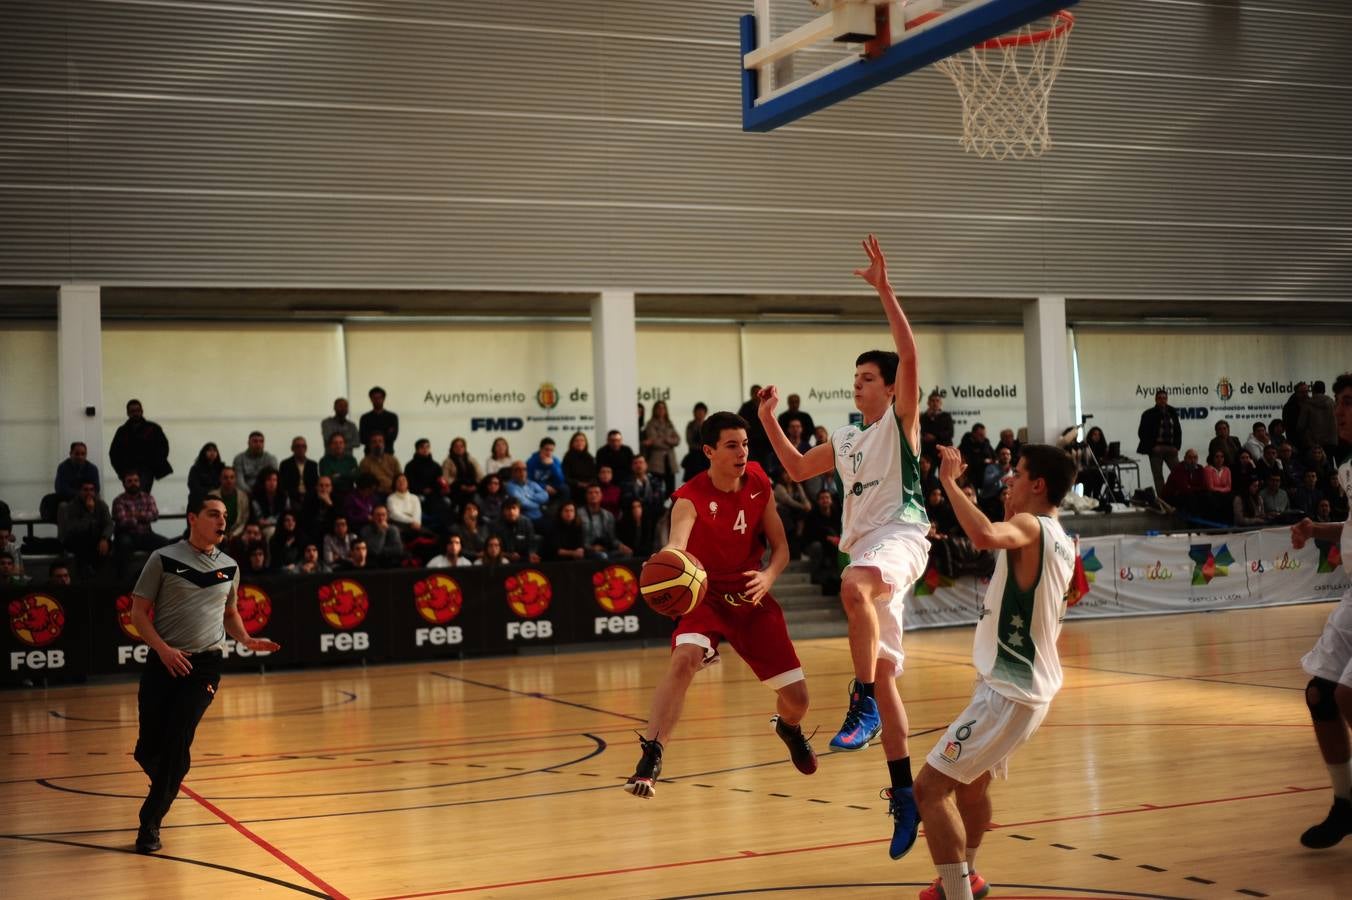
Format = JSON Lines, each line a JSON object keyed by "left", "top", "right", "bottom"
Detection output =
{"left": 1338, "top": 451, "right": 1352, "bottom": 576}
{"left": 974, "top": 515, "right": 1076, "bottom": 705}
{"left": 832, "top": 410, "right": 929, "bottom": 554}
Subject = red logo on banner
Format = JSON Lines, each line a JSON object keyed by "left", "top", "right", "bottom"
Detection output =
{"left": 318, "top": 579, "right": 370, "bottom": 629}
{"left": 115, "top": 593, "right": 151, "bottom": 641}
{"left": 505, "top": 570, "right": 552, "bottom": 619}
{"left": 9, "top": 594, "right": 66, "bottom": 647}
{"left": 592, "top": 565, "right": 638, "bottom": 614}
{"left": 414, "top": 574, "right": 464, "bottom": 624}
{"left": 237, "top": 584, "right": 273, "bottom": 635}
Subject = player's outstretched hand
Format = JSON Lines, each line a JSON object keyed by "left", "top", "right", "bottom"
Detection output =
{"left": 852, "top": 233, "right": 889, "bottom": 290}
{"left": 742, "top": 569, "right": 773, "bottom": 605}
{"left": 243, "top": 637, "right": 281, "bottom": 653}
{"left": 757, "top": 384, "right": 780, "bottom": 420}
{"left": 1290, "top": 517, "right": 1314, "bottom": 550}
{"left": 937, "top": 445, "right": 967, "bottom": 484}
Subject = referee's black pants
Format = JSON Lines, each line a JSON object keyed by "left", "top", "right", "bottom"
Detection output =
{"left": 134, "top": 649, "right": 223, "bottom": 828}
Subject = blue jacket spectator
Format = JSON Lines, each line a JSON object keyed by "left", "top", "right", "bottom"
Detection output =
{"left": 504, "top": 461, "right": 550, "bottom": 522}
{"left": 54, "top": 442, "right": 100, "bottom": 500}
{"left": 526, "top": 438, "right": 569, "bottom": 501}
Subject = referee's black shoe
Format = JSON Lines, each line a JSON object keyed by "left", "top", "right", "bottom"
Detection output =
{"left": 135, "top": 825, "right": 162, "bottom": 853}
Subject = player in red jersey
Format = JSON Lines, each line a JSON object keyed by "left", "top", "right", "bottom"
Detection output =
{"left": 624, "top": 411, "right": 818, "bottom": 798}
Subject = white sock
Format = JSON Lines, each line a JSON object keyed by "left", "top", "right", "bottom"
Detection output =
{"left": 937, "top": 862, "right": 973, "bottom": 900}
{"left": 965, "top": 846, "right": 979, "bottom": 871}
{"left": 1330, "top": 761, "right": 1352, "bottom": 802}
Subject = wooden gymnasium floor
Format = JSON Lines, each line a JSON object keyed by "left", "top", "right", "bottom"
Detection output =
{"left": 2, "top": 603, "right": 1347, "bottom": 899}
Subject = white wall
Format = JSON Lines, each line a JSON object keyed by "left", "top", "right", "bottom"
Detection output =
{"left": 0, "top": 323, "right": 59, "bottom": 515}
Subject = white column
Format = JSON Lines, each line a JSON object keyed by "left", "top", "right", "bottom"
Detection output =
{"left": 58, "top": 284, "right": 106, "bottom": 479}
{"left": 1022, "top": 295, "right": 1071, "bottom": 445}
{"left": 591, "top": 291, "right": 639, "bottom": 448}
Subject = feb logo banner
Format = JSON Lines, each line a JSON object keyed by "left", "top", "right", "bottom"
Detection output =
{"left": 9, "top": 594, "right": 65, "bottom": 647}
{"left": 414, "top": 574, "right": 464, "bottom": 624}
{"left": 505, "top": 570, "right": 552, "bottom": 619}
{"left": 319, "top": 579, "right": 370, "bottom": 629}
{"left": 115, "top": 593, "right": 150, "bottom": 641}
{"left": 237, "top": 584, "right": 273, "bottom": 635}
{"left": 592, "top": 565, "right": 638, "bottom": 614}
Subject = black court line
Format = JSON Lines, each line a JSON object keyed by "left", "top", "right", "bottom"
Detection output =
{"left": 658, "top": 883, "right": 1193, "bottom": 899}
{"left": 46, "top": 690, "right": 360, "bottom": 724}
{"left": 35, "top": 733, "right": 607, "bottom": 801}
{"left": 430, "top": 671, "right": 648, "bottom": 721}
{"left": 1060, "top": 659, "right": 1304, "bottom": 694}
{"left": 0, "top": 834, "right": 331, "bottom": 897}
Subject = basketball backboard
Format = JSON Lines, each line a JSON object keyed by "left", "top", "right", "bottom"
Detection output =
{"left": 741, "top": 0, "right": 1078, "bottom": 132}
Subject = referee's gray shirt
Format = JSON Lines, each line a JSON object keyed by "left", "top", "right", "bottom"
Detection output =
{"left": 132, "top": 541, "right": 240, "bottom": 653}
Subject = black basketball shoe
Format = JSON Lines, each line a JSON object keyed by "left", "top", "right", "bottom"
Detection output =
{"left": 1300, "top": 797, "right": 1352, "bottom": 849}
{"left": 135, "top": 825, "right": 162, "bottom": 854}
{"left": 772, "top": 716, "right": 818, "bottom": 775}
{"left": 623, "top": 734, "right": 664, "bottom": 799}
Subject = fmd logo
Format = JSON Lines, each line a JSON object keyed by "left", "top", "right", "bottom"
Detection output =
{"left": 1177, "top": 407, "right": 1210, "bottom": 420}
{"left": 470, "top": 417, "right": 524, "bottom": 432}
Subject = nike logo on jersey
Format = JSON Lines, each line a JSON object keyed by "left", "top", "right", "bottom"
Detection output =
{"left": 750, "top": 492, "right": 762, "bottom": 499}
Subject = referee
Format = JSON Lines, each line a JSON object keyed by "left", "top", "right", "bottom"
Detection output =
{"left": 127, "top": 494, "right": 280, "bottom": 853}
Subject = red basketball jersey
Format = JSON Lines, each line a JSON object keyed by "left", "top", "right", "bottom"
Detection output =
{"left": 672, "top": 462, "right": 772, "bottom": 584}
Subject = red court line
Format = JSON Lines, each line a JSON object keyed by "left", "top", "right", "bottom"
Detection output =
{"left": 180, "top": 783, "right": 348, "bottom": 900}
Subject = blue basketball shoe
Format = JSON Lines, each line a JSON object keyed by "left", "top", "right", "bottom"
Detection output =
{"left": 829, "top": 679, "right": 882, "bottom": 751}
{"left": 881, "top": 786, "right": 920, "bottom": 859}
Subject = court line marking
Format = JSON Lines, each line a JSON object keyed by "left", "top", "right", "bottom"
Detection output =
{"left": 658, "top": 885, "right": 1190, "bottom": 900}
{"left": 430, "top": 671, "right": 649, "bottom": 721}
{"left": 180, "top": 783, "right": 348, "bottom": 900}
{"left": 0, "top": 833, "right": 332, "bottom": 897}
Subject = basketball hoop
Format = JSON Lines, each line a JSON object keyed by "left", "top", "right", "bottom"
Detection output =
{"left": 933, "top": 10, "right": 1074, "bottom": 160}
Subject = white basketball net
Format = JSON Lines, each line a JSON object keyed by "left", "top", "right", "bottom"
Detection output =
{"left": 933, "top": 12, "right": 1073, "bottom": 160}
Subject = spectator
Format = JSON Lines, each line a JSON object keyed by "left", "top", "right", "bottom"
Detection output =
{"left": 1282, "top": 382, "right": 1310, "bottom": 449}
{"left": 269, "top": 511, "right": 304, "bottom": 569}
{"left": 442, "top": 437, "right": 482, "bottom": 511}
{"left": 358, "top": 433, "right": 401, "bottom": 495}
{"left": 1255, "top": 443, "right": 1283, "bottom": 484}
{"left": 475, "top": 535, "right": 506, "bottom": 570}
{"left": 926, "top": 486, "right": 960, "bottom": 537}
{"left": 1203, "top": 450, "right": 1233, "bottom": 522}
{"left": 108, "top": 399, "right": 172, "bottom": 492}
{"left": 343, "top": 474, "right": 379, "bottom": 531}
{"left": 211, "top": 466, "right": 250, "bottom": 540}
{"left": 278, "top": 436, "right": 318, "bottom": 505}
{"left": 637, "top": 401, "right": 646, "bottom": 432}
{"left": 772, "top": 468, "right": 812, "bottom": 556}
{"left": 361, "top": 505, "right": 404, "bottom": 567}
{"left": 995, "top": 428, "right": 1022, "bottom": 464}
{"left": 577, "top": 484, "right": 629, "bottom": 559}
{"left": 1268, "top": 417, "right": 1289, "bottom": 447}
{"left": 736, "top": 384, "right": 772, "bottom": 469}
{"left": 596, "top": 465, "right": 623, "bottom": 517}
{"left": 421, "top": 477, "right": 456, "bottom": 535}
{"left": 641, "top": 400, "right": 681, "bottom": 495}
{"left": 112, "top": 472, "right": 171, "bottom": 564}
{"left": 813, "top": 424, "right": 831, "bottom": 448}
{"left": 321, "top": 397, "right": 360, "bottom": 458}
{"left": 616, "top": 498, "right": 654, "bottom": 558}
{"left": 547, "top": 502, "right": 587, "bottom": 561}
{"left": 1233, "top": 449, "right": 1258, "bottom": 487}
{"left": 474, "top": 473, "right": 507, "bottom": 526}
{"left": 229, "top": 522, "right": 266, "bottom": 563}
{"left": 0, "top": 526, "right": 19, "bottom": 577}
{"left": 386, "top": 473, "right": 424, "bottom": 537}
{"left": 919, "top": 391, "right": 955, "bottom": 462}
{"left": 1298, "top": 380, "right": 1338, "bottom": 455}
{"left": 452, "top": 501, "right": 489, "bottom": 561}
{"left": 959, "top": 423, "right": 997, "bottom": 476}
{"left": 776, "top": 394, "right": 816, "bottom": 443}
{"left": 1313, "top": 497, "right": 1334, "bottom": 523}
{"left": 54, "top": 441, "right": 100, "bottom": 501}
{"left": 1307, "top": 444, "right": 1336, "bottom": 483}
{"left": 299, "top": 475, "right": 339, "bottom": 543}
{"left": 359, "top": 386, "right": 399, "bottom": 456}
{"left": 404, "top": 438, "right": 442, "bottom": 499}
{"left": 917, "top": 453, "right": 940, "bottom": 500}
{"left": 1071, "top": 427, "right": 1110, "bottom": 502}
{"left": 47, "top": 562, "right": 72, "bottom": 586}
{"left": 504, "top": 461, "right": 549, "bottom": 524}
{"left": 1258, "top": 472, "right": 1290, "bottom": 521}
{"left": 0, "top": 551, "right": 30, "bottom": 587}
{"left": 682, "top": 403, "right": 712, "bottom": 481}
{"left": 427, "top": 533, "right": 473, "bottom": 569}
{"left": 1243, "top": 421, "right": 1270, "bottom": 462}
{"left": 1163, "top": 448, "right": 1206, "bottom": 515}
{"left": 1136, "top": 389, "right": 1183, "bottom": 497}
{"left": 624, "top": 457, "right": 667, "bottom": 524}
{"left": 527, "top": 437, "right": 569, "bottom": 504}
{"left": 784, "top": 419, "right": 812, "bottom": 456}
{"left": 319, "top": 433, "right": 358, "bottom": 495}
{"left": 1208, "top": 420, "right": 1243, "bottom": 469}
{"left": 596, "top": 430, "right": 636, "bottom": 486}
{"left": 241, "top": 542, "right": 272, "bottom": 576}
{"left": 232, "top": 431, "right": 278, "bottom": 488}
{"left": 250, "top": 467, "right": 289, "bottom": 538}
{"left": 1290, "top": 469, "right": 1325, "bottom": 516}
{"left": 494, "top": 499, "right": 539, "bottom": 564}
{"left": 1278, "top": 441, "right": 1301, "bottom": 487}
{"left": 334, "top": 538, "right": 369, "bottom": 571}
{"left": 979, "top": 446, "right": 1017, "bottom": 518}
{"left": 187, "top": 442, "right": 224, "bottom": 497}
{"left": 57, "top": 482, "right": 113, "bottom": 576}
{"left": 485, "top": 437, "right": 516, "bottom": 478}
{"left": 802, "top": 489, "right": 843, "bottom": 584}
{"left": 562, "top": 431, "right": 598, "bottom": 500}
{"left": 286, "top": 542, "right": 329, "bottom": 575}
{"left": 322, "top": 516, "right": 356, "bottom": 567}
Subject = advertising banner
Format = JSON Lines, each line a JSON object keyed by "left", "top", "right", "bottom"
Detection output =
{"left": 3, "top": 586, "right": 90, "bottom": 685}
{"left": 903, "top": 560, "right": 985, "bottom": 629}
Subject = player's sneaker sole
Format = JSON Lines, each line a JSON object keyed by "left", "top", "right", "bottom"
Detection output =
{"left": 917, "top": 872, "right": 989, "bottom": 899}
{"left": 623, "top": 777, "right": 657, "bottom": 799}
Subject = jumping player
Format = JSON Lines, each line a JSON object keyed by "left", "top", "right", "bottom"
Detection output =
{"left": 1290, "top": 371, "right": 1352, "bottom": 850}
{"left": 912, "top": 444, "right": 1077, "bottom": 900}
{"left": 624, "top": 411, "right": 817, "bottom": 798}
{"left": 758, "top": 234, "right": 929, "bottom": 858}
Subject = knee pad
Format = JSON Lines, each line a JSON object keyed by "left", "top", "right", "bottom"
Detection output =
{"left": 1307, "top": 677, "right": 1340, "bottom": 722}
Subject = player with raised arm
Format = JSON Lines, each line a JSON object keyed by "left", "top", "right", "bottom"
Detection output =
{"left": 912, "top": 444, "right": 1078, "bottom": 900}
{"left": 1290, "top": 371, "right": 1352, "bottom": 850}
{"left": 758, "top": 234, "right": 930, "bottom": 859}
{"left": 624, "top": 412, "right": 817, "bottom": 799}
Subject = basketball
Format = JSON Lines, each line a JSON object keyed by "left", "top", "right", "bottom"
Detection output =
{"left": 639, "top": 548, "right": 708, "bottom": 618}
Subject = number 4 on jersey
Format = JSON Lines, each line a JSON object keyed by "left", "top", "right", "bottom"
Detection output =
{"left": 733, "top": 509, "right": 748, "bottom": 534}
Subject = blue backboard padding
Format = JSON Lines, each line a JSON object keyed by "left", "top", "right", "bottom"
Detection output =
{"left": 741, "top": 0, "right": 1077, "bottom": 132}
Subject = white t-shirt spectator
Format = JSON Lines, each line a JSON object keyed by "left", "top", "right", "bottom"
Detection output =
{"left": 386, "top": 489, "right": 422, "bottom": 528}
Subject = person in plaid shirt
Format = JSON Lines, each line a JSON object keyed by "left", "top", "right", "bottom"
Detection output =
{"left": 113, "top": 472, "right": 171, "bottom": 571}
